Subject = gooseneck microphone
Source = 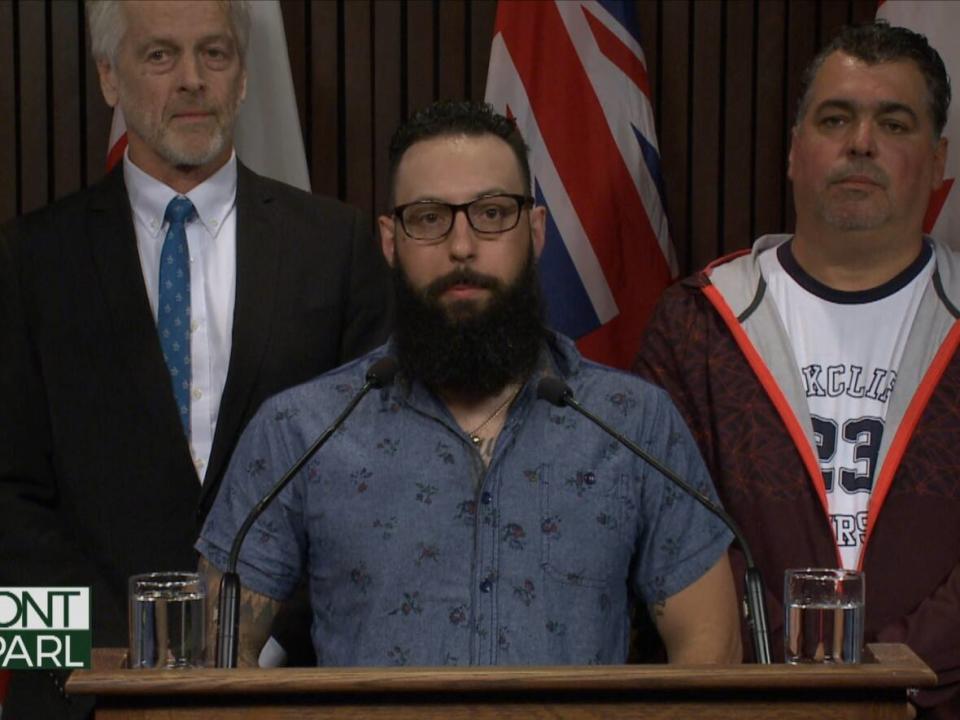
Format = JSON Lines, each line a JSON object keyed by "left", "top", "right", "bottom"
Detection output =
{"left": 536, "top": 377, "right": 772, "bottom": 664}
{"left": 216, "top": 356, "right": 399, "bottom": 668}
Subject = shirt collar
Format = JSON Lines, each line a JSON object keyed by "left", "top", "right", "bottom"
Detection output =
{"left": 123, "top": 149, "right": 238, "bottom": 240}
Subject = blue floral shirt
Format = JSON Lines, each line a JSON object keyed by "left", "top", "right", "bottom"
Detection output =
{"left": 197, "top": 333, "right": 732, "bottom": 666}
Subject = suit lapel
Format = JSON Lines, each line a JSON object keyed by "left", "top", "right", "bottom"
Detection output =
{"left": 202, "top": 165, "right": 281, "bottom": 506}
{"left": 87, "top": 168, "right": 196, "bottom": 466}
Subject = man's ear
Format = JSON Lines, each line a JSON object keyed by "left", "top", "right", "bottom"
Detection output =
{"left": 787, "top": 126, "right": 799, "bottom": 182}
{"left": 97, "top": 58, "right": 120, "bottom": 109}
{"left": 932, "top": 135, "right": 949, "bottom": 190}
{"left": 238, "top": 68, "right": 248, "bottom": 104}
{"left": 530, "top": 205, "right": 546, "bottom": 259}
{"left": 378, "top": 215, "right": 397, "bottom": 268}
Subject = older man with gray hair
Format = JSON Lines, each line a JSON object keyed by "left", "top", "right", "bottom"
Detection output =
{"left": 0, "top": 1, "right": 391, "bottom": 715}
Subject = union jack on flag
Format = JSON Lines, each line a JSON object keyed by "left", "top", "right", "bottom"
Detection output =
{"left": 485, "top": 0, "right": 677, "bottom": 369}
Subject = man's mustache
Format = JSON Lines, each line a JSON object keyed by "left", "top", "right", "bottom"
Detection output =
{"left": 826, "top": 161, "right": 889, "bottom": 187}
{"left": 424, "top": 268, "right": 501, "bottom": 300}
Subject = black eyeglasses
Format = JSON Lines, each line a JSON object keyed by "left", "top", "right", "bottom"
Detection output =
{"left": 392, "top": 193, "right": 534, "bottom": 244}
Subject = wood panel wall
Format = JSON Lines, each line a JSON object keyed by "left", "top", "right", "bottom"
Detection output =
{"left": 0, "top": 0, "right": 878, "bottom": 276}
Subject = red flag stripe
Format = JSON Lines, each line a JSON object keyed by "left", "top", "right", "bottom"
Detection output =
{"left": 924, "top": 178, "right": 954, "bottom": 234}
{"left": 106, "top": 134, "right": 128, "bottom": 173}
{"left": 581, "top": 5, "right": 652, "bottom": 100}
{"left": 497, "top": 2, "right": 669, "bottom": 284}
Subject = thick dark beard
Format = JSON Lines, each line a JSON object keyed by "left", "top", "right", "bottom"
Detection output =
{"left": 393, "top": 247, "right": 547, "bottom": 398}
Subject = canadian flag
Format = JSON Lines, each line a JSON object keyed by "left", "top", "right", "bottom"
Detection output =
{"left": 877, "top": 1, "right": 959, "bottom": 246}
{"left": 107, "top": 0, "right": 310, "bottom": 191}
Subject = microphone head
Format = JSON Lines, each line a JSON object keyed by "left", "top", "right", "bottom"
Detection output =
{"left": 536, "top": 376, "right": 573, "bottom": 407}
{"left": 366, "top": 356, "right": 400, "bottom": 389}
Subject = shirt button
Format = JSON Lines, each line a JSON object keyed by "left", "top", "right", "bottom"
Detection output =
{"left": 479, "top": 579, "right": 492, "bottom": 593}
{"left": 192, "top": 388, "right": 202, "bottom": 400}
{"left": 481, "top": 492, "right": 492, "bottom": 505}
{"left": 193, "top": 457, "right": 204, "bottom": 470}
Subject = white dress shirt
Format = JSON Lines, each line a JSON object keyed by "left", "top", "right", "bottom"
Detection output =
{"left": 124, "top": 151, "right": 238, "bottom": 483}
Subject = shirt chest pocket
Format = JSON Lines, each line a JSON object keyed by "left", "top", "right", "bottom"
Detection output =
{"left": 538, "top": 464, "right": 634, "bottom": 589}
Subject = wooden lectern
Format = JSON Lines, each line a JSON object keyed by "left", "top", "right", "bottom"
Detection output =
{"left": 67, "top": 643, "right": 934, "bottom": 719}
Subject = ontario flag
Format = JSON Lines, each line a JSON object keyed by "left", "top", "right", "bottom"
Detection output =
{"left": 877, "top": 0, "right": 959, "bottom": 247}
{"left": 485, "top": 0, "right": 676, "bottom": 369}
{"left": 106, "top": 0, "right": 310, "bottom": 191}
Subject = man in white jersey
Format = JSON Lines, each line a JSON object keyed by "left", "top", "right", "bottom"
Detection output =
{"left": 0, "top": 1, "right": 391, "bottom": 716}
{"left": 636, "top": 21, "right": 959, "bottom": 717}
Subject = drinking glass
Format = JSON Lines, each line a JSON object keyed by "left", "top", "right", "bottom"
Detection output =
{"left": 784, "top": 568, "right": 864, "bottom": 664}
{"left": 128, "top": 571, "right": 206, "bottom": 669}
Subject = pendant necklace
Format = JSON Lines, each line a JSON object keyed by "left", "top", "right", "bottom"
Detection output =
{"left": 468, "top": 386, "right": 521, "bottom": 446}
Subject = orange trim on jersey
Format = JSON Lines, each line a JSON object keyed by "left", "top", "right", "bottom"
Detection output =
{"left": 705, "top": 248, "right": 751, "bottom": 273}
{"left": 702, "top": 283, "right": 841, "bottom": 566}
{"left": 858, "top": 318, "right": 960, "bottom": 571}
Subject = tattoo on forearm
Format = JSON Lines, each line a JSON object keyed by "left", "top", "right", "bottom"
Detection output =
{"left": 198, "top": 557, "right": 221, "bottom": 664}
{"left": 197, "top": 556, "right": 279, "bottom": 666}
{"left": 238, "top": 591, "right": 280, "bottom": 666}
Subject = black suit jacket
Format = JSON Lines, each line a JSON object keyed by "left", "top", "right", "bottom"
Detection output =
{"left": 0, "top": 163, "right": 392, "bottom": 653}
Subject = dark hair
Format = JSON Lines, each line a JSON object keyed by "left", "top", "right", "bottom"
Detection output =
{"left": 387, "top": 100, "right": 532, "bottom": 205}
{"left": 796, "top": 20, "right": 951, "bottom": 137}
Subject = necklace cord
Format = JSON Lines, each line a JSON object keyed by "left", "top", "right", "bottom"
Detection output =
{"left": 468, "top": 386, "right": 521, "bottom": 443}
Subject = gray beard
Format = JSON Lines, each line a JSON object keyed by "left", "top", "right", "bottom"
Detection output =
{"left": 818, "top": 198, "right": 890, "bottom": 232}
{"left": 121, "top": 97, "right": 235, "bottom": 169}
{"left": 149, "top": 122, "right": 231, "bottom": 168}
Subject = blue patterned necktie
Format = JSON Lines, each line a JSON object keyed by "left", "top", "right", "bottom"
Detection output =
{"left": 158, "top": 197, "right": 196, "bottom": 438}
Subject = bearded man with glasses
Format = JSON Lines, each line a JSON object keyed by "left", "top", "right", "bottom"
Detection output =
{"left": 196, "top": 100, "right": 741, "bottom": 668}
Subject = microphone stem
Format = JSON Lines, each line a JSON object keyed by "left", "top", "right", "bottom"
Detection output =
{"left": 217, "top": 377, "right": 376, "bottom": 668}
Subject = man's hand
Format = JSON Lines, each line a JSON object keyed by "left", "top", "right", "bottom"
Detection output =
{"left": 649, "top": 553, "right": 742, "bottom": 664}
{"left": 198, "top": 557, "right": 282, "bottom": 667}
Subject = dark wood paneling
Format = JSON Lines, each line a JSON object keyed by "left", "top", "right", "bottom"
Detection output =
{"left": 18, "top": 0, "right": 48, "bottom": 214}
{"left": 83, "top": 17, "right": 110, "bottom": 187}
{"left": 343, "top": 0, "right": 373, "bottom": 211}
{"left": 722, "top": 0, "right": 754, "bottom": 256}
{"left": 373, "top": 0, "right": 403, "bottom": 216}
{"left": 51, "top": 0, "right": 82, "bottom": 200}
{"left": 438, "top": 0, "right": 466, "bottom": 100}
{"left": 820, "top": 0, "right": 851, "bottom": 45}
{"left": 0, "top": 0, "right": 16, "bottom": 221}
{"left": 851, "top": 1, "right": 878, "bottom": 25}
{"left": 309, "top": 0, "right": 340, "bottom": 198}
{"left": 659, "top": 0, "right": 692, "bottom": 273}
{"left": 690, "top": 0, "right": 722, "bottom": 270}
{"left": 406, "top": 0, "right": 436, "bottom": 116}
{"left": 470, "top": 0, "right": 497, "bottom": 103}
{"left": 783, "top": 0, "right": 818, "bottom": 232}
{"left": 787, "top": 0, "right": 818, "bottom": 125}
{"left": 633, "top": 0, "right": 658, "bottom": 107}
{"left": 753, "top": 0, "right": 787, "bottom": 239}
{"left": 0, "top": 0, "right": 890, "bottom": 276}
